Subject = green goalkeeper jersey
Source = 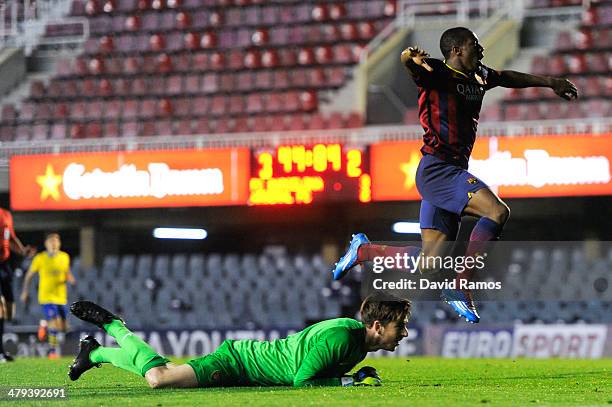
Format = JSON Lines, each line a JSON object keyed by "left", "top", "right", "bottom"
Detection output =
{"left": 229, "top": 317, "right": 367, "bottom": 387}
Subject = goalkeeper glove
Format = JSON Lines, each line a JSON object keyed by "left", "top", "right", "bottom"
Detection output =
{"left": 341, "top": 366, "right": 382, "bottom": 386}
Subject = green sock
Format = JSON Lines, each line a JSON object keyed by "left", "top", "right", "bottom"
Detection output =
{"left": 95, "top": 320, "right": 169, "bottom": 376}
{"left": 90, "top": 347, "right": 142, "bottom": 376}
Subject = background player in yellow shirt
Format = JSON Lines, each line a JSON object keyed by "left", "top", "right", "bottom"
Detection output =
{"left": 21, "top": 233, "right": 75, "bottom": 359}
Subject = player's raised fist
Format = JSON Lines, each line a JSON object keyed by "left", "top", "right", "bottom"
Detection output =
{"left": 401, "top": 46, "right": 433, "bottom": 72}
{"left": 551, "top": 78, "right": 578, "bottom": 101}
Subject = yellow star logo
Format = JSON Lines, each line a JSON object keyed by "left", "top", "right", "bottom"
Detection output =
{"left": 36, "top": 164, "right": 63, "bottom": 201}
{"left": 400, "top": 151, "right": 420, "bottom": 190}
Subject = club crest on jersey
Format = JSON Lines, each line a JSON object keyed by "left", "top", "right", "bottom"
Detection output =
{"left": 467, "top": 177, "right": 478, "bottom": 185}
{"left": 456, "top": 83, "right": 484, "bottom": 101}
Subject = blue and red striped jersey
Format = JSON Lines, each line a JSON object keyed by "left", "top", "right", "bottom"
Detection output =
{"left": 411, "top": 58, "right": 501, "bottom": 169}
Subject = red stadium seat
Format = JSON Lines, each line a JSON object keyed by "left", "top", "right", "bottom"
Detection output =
{"left": 150, "top": 34, "right": 166, "bottom": 51}
{"left": 219, "top": 73, "right": 234, "bottom": 92}
{"left": 329, "top": 3, "right": 347, "bottom": 20}
{"left": 567, "top": 54, "right": 587, "bottom": 74}
{"left": 359, "top": 22, "right": 376, "bottom": 40}
{"left": 583, "top": 99, "right": 608, "bottom": 118}
{"left": 548, "top": 55, "right": 567, "bottom": 76}
{"left": 50, "top": 123, "right": 67, "bottom": 139}
{"left": 315, "top": 46, "right": 333, "bottom": 64}
{"left": 309, "top": 68, "right": 326, "bottom": 88}
{"left": 69, "top": 123, "right": 85, "bottom": 139}
{"left": 53, "top": 103, "right": 69, "bottom": 119}
{"left": 215, "top": 118, "right": 231, "bottom": 133}
{"left": 234, "top": 117, "right": 249, "bottom": 133}
{"left": 504, "top": 104, "right": 525, "bottom": 121}
{"left": 1, "top": 104, "right": 16, "bottom": 122}
{"left": 246, "top": 94, "right": 264, "bottom": 113}
{"left": 576, "top": 28, "right": 594, "bottom": 50}
{"left": 584, "top": 77, "right": 601, "bottom": 97}
{"left": 176, "top": 119, "right": 193, "bottom": 135}
{"left": 327, "top": 112, "right": 344, "bottom": 129}
{"left": 384, "top": 0, "right": 397, "bottom": 17}
{"left": 142, "top": 121, "right": 156, "bottom": 137}
{"left": 15, "top": 125, "right": 31, "bottom": 141}
{"left": 311, "top": 4, "right": 328, "bottom": 22}
{"left": 82, "top": 79, "right": 96, "bottom": 96}
{"left": 99, "top": 78, "right": 113, "bottom": 96}
{"left": 121, "top": 120, "right": 139, "bottom": 137}
{"left": 524, "top": 103, "right": 544, "bottom": 121}
{"left": 307, "top": 113, "right": 327, "bottom": 130}
{"left": 19, "top": 103, "right": 35, "bottom": 121}
{"left": 122, "top": 99, "right": 138, "bottom": 118}
{"left": 85, "top": 122, "right": 102, "bottom": 139}
{"left": 588, "top": 52, "right": 608, "bottom": 73}
{"left": 298, "top": 47, "right": 315, "bottom": 65}
{"left": 70, "top": 103, "right": 86, "bottom": 120}
{"left": 268, "top": 115, "right": 287, "bottom": 131}
{"left": 0, "top": 126, "right": 14, "bottom": 141}
{"left": 176, "top": 11, "right": 191, "bottom": 29}
{"left": 300, "top": 90, "right": 317, "bottom": 111}
{"left": 273, "top": 70, "right": 290, "bottom": 89}
{"left": 210, "top": 52, "right": 225, "bottom": 70}
{"left": 192, "top": 96, "right": 209, "bottom": 116}
{"left": 211, "top": 95, "right": 226, "bottom": 115}
{"left": 141, "top": 99, "right": 156, "bottom": 118}
{"left": 530, "top": 55, "right": 547, "bottom": 75}
{"left": 125, "top": 15, "right": 140, "bottom": 31}
{"left": 200, "top": 31, "right": 217, "bottom": 48}
{"left": 555, "top": 31, "right": 573, "bottom": 50}
{"left": 157, "top": 54, "right": 173, "bottom": 73}
{"left": 284, "top": 92, "right": 300, "bottom": 112}
{"left": 159, "top": 99, "right": 173, "bottom": 116}
{"left": 31, "top": 123, "right": 48, "bottom": 140}
{"left": 266, "top": 93, "right": 282, "bottom": 113}
{"left": 30, "top": 80, "right": 45, "bottom": 98}
{"left": 251, "top": 116, "right": 269, "bottom": 132}
{"left": 167, "top": 75, "right": 182, "bottom": 94}
{"left": 103, "top": 122, "right": 119, "bottom": 138}
{"left": 131, "top": 77, "right": 147, "bottom": 95}
{"left": 344, "top": 112, "right": 364, "bottom": 128}
{"left": 35, "top": 103, "right": 51, "bottom": 120}
{"left": 254, "top": 70, "right": 273, "bottom": 90}
{"left": 286, "top": 114, "right": 306, "bottom": 131}
{"left": 333, "top": 44, "right": 353, "bottom": 64}
{"left": 194, "top": 118, "right": 211, "bottom": 134}
{"left": 341, "top": 23, "right": 359, "bottom": 41}
{"left": 156, "top": 120, "right": 173, "bottom": 135}
{"left": 190, "top": 52, "right": 208, "bottom": 71}
{"left": 228, "top": 95, "right": 245, "bottom": 115}
{"left": 404, "top": 107, "right": 420, "bottom": 125}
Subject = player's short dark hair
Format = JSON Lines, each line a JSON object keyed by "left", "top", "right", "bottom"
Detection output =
{"left": 440, "top": 26, "right": 474, "bottom": 59}
{"left": 360, "top": 293, "right": 411, "bottom": 327}
{"left": 45, "top": 232, "right": 60, "bottom": 240}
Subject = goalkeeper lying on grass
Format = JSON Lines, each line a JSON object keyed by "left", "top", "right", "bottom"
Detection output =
{"left": 68, "top": 294, "right": 410, "bottom": 388}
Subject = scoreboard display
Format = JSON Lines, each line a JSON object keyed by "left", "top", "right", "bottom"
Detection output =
{"left": 248, "top": 143, "right": 371, "bottom": 205}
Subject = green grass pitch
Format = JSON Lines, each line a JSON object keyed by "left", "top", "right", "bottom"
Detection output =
{"left": 1, "top": 357, "right": 610, "bottom": 406}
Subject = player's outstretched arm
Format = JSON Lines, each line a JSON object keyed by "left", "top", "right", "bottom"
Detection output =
{"left": 497, "top": 70, "right": 578, "bottom": 100}
{"left": 401, "top": 46, "right": 434, "bottom": 76}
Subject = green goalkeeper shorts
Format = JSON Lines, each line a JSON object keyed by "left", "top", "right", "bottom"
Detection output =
{"left": 186, "top": 340, "right": 245, "bottom": 387}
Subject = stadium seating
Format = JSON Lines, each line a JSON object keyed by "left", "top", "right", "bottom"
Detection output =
{"left": 13, "top": 244, "right": 612, "bottom": 328}
{"left": 0, "top": 0, "right": 399, "bottom": 140}
{"left": 495, "top": 1, "right": 612, "bottom": 121}
{"left": 15, "top": 251, "right": 346, "bottom": 329}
